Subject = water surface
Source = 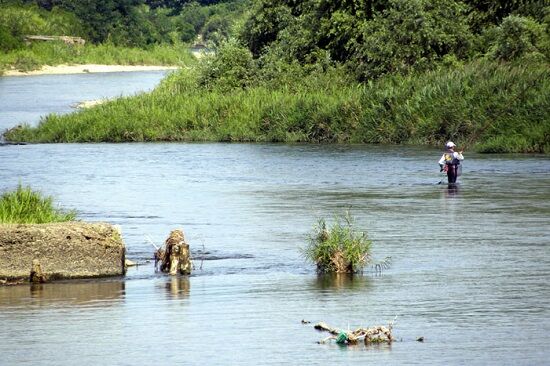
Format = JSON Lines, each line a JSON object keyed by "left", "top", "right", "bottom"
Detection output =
{"left": 1, "top": 143, "right": 549, "bottom": 365}
{"left": 0, "top": 71, "right": 171, "bottom": 132}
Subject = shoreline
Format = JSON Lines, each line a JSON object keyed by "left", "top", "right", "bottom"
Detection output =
{"left": 3, "top": 64, "right": 179, "bottom": 77}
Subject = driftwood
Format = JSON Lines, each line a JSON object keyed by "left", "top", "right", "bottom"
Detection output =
{"left": 154, "top": 230, "right": 192, "bottom": 275}
{"left": 315, "top": 320, "right": 395, "bottom": 345}
{"left": 24, "top": 35, "right": 85, "bottom": 45}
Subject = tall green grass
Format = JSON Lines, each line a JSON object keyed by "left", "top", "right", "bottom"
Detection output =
{"left": 0, "top": 2, "right": 197, "bottom": 72}
{"left": 0, "top": 185, "right": 76, "bottom": 224}
{"left": 0, "top": 42, "right": 196, "bottom": 72}
{"left": 4, "top": 59, "right": 549, "bottom": 153}
{"left": 0, "top": 4, "right": 85, "bottom": 42}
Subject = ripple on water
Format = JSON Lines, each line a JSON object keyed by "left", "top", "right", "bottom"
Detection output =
{"left": 0, "top": 143, "right": 549, "bottom": 365}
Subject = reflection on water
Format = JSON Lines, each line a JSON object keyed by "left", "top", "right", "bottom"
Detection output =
{"left": 446, "top": 184, "right": 460, "bottom": 197}
{"left": 324, "top": 340, "right": 394, "bottom": 353}
{"left": 312, "top": 273, "right": 372, "bottom": 292}
{"left": 0, "top": 280, "right": 125, "bottom": 307}
{"left": 163, "top": 276, "right": 190, "bottom": 299}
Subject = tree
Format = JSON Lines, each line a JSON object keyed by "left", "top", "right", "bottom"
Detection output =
{"left": 352, "top": 0, "right": 472, "bottom": 79}
{"left": 58, "top": 0, "right": 168, "bottom": 46}
{"left": 464, "top": 0, "right": 548, "bottom": 33}
{"left": 490, "top": 15, "right": 549, "bottom": 61}
{"left": 239, "top": 0, "right": 294, "bottom": 56}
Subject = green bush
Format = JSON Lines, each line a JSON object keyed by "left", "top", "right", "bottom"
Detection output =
{"left": 0, "top": 23, "right": 23, "bottom": 52}
{"left": 0, "top": 185, "right": 77, "bottom": 224}
{"left": 12, "top": 51, "right": 42, "bottom": 72}
{"left": 355, "top": 0, "right": 472, "bottom": 79}
{"left": 490, "top": 15, "right": 549, "bottom": 61}
{"left": 302, "top": 213, "right": 372, "bottom": 274}
{"left": 197, "top": 39, "right": 256, "bottom": 90}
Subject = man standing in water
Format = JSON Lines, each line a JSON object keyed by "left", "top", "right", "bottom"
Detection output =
{"left": 439, "top": 141, "right": 464, "bottom": 184}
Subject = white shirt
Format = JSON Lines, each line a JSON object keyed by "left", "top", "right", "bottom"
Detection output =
{"left": 439, "top": 150, "right": 464, "bottom": 165}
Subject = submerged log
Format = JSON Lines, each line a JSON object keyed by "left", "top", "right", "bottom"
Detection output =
{"left": 155, "top": 229, "right": 192, "bottom": 275}
{"left": 314, "top": 322, "right": 340, "bottom": 335}
{"left": 0, "top": 222, "right": 125, "bottom": 284}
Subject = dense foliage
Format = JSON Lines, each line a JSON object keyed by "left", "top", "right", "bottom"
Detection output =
{"left": 0, "top": 0, "right": 248, "bottom": 52}
{"left": 238, "top": 0, "right": 549, "bottom": 79}
{"left": 1, "top": 0, "right": 548, "bottom": 152}
{"left": 0, "top": 184, "right": 76, "bottom": 224}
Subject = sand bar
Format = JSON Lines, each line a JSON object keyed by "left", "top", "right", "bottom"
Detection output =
{"left": 3, "top": 64, "right": 179, "bottom": 77}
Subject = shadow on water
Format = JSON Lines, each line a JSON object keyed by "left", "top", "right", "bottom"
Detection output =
{"left": 312, "top": 273, "right": 373, "bottom": 292}
{"left": 0, "top": 279, "right": 125, "bottom": 307}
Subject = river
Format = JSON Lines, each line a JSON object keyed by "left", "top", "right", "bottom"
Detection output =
{"left": 0, "top": 73, "right": 549, "bottom": 365}
{"left": 0, "top": 70, "right": 171, "bottom": 133}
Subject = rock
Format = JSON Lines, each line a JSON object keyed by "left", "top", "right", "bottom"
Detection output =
{"left": 0, "top": 222, "right": 125, "bottom": 284}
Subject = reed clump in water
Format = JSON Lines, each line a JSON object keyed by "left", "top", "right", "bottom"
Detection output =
{"left": 302, "top": 212, "right": 372, "bottom": 274}
{"left": 0, "top": 184, "right": 76, "bottom": 224}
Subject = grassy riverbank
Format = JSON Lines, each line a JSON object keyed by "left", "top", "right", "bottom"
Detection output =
{"left": 0, "top": 42, "right": 195, "bottom": 74}
{"left": 4, "top": 59, "right": 549, "bottom": 153}
{"left": 0, "top": 185, "right": 76, "bottom": 224}
{"left": 0, "top": 1, "right": 245, "bottom": 74}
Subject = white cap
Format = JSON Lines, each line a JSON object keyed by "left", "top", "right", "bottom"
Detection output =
{"left": 446, "top": 141, "right": 456, "bottom": 148}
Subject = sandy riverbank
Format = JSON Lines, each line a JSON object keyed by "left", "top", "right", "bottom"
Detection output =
{"left": 3, "top": 64, "right": 179, "bottom": 77}
{"left": 72, "top": 99, "right": 108, "bottom": 109}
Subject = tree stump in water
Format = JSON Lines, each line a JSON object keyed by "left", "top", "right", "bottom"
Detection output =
{"left": 30, "top": 259, "right": 46, "bottom": 283}
{"left": 155, "top": 230, "right": 192, "bottom": 275}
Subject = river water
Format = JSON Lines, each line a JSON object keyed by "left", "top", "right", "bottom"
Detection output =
{"left": 0, "top": 74, "right": 549, "bottom": 365}
{"left": 0, "top": 70, "right": 171, "bottom": 133}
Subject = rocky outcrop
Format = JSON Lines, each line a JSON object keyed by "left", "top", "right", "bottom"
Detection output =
{"left": 0, "top": 222, "right": 125, "bottom": 284}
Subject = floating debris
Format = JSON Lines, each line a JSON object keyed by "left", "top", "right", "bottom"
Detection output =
{"left": 124, "top": 259, "right": 137, "bottom": 268}
{"left": 315, "top": 319, "right": 395, "bottom": 345}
